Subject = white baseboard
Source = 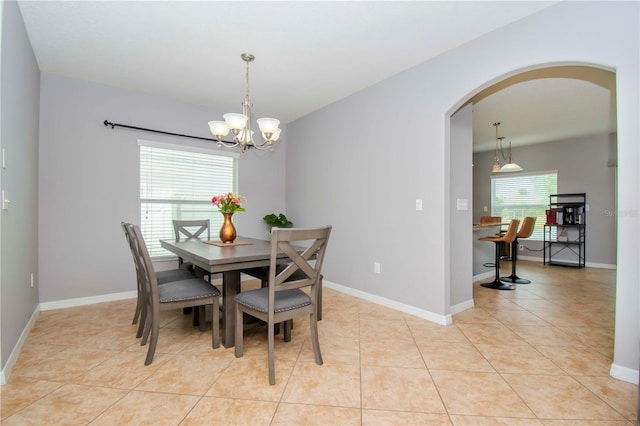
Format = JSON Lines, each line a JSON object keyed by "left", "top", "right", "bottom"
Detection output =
{"left": 473, "top": 271, "right": 495, "bottom": 282}
{"left": 323, "top": 280, "right": 452, "bottom": 325}
{"left": 40, "top": 290, "right": 137, "bottom": 311}
{"left": 450, "top": 298, "right": 474, "bottom": 315}
{"left": 610, "top": 363, "right": 639, "bottom": 385}
{"left": 1, "top": 305, "right": 40, "bottom": 386}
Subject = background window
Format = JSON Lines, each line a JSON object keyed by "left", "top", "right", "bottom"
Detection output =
{"left": 491, "top": 171, "right": 557, "bottom": 240}
{"left": 139, "top": 141, "right": 238, "bottom": 258}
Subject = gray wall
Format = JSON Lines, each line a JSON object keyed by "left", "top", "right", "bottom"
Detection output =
{"left": 38, "top": 73, "right": 287, "bottom": 303}
{"left": 449, "top": 104, "right": 473, "bottom": 308}
{"left": 473, "top": 133, "right": 617, "bottom": 266}
{"left": 286, "top": 1, "right": 639, "bottom": 377}
{"left": 1, "top": 0, "right": 40, "bottom": 372}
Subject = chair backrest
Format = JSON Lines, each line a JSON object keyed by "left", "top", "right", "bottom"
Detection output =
{"left": 501, "top": 219, "right": 520, "bottom": 244}
{"left": 173, "top": 219, "right": 210, "bottom": 242}
{"left": 480, "top": 216, "right": 502, "bottom": 224}
{"left": 129, "top": 223, "right": 161, "bottom": 306}
{"left": 517, "top": 216, "right": 536, "bottom": 239}
{"left": 122, "top": 222, "right": 144, "bottom": 283}
{"left": 268, "top": 226, "right": 332, "bottom": 299}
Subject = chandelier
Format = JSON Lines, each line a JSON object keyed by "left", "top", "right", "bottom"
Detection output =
{"left": 491, "top": 122, "right": 523, "bottom": 173}
{"left": 208, "top": 53, "right": 281, "bottom": 152}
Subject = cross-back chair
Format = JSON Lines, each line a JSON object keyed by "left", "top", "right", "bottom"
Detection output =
{"left": 172, "top": 219, "right": 211, "bottom": 274}
{"left": 234, "top": 226, "right": 332, "bottom": 385}
{"left": 121, "top": 222, "right": 195, "bottom": 337}
{"left": 129, "top": 223, "right": 220, "bottom": 365}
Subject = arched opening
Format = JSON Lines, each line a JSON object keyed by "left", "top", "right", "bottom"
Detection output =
{"left": 447, "top": 62, "right": 618, "bottom": 368}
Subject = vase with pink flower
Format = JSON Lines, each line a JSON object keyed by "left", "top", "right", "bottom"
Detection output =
{"left": 211, "top": 192, "right": 245, "bottom": 243}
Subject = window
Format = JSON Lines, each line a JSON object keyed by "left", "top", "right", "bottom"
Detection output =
{"left": 139, "top": 140, "right": 239, "bottom": 258}
{"left": 491, "top": 171, "right": 557, "bottom": 240}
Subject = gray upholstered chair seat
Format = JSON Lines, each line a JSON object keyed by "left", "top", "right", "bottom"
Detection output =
{"left": 159, "top": 279, "right": 220, "bottom": 303}
{"left": 156, "top": 269, "right": 196, "bottom": 285}
{"left": 234, "top": 288, "right": 310, "bottom": 313}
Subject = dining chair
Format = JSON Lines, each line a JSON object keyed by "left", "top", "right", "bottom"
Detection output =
{"left": 121, "top": 222, "right": 196, "bottom": 337}
{"left": 129, "top": 223, "right": 221, "bottom": 365}
{"left": 172, "top": 219, "right": 212, "bottom": 279}
{"left": 234, "top": 226, "right": 332, "bottom": 385}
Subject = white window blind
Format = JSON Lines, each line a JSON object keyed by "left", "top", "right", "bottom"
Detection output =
{"left": 491, "top": 171, "right": 557, "bottom": 240}
{"left": 139, "top": 141, "right": 238, "bottom": 258}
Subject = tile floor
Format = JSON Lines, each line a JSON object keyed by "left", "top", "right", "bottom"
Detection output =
{"left": 1, "top": 261, "right": 637, "bottom": 425}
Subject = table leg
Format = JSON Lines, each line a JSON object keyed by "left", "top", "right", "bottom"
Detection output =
{"left": 222, "top": 270, "right": 241, "bottom": 348}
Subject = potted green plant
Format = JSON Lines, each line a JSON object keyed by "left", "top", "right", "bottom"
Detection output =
{"left": 263, "top": 213, "right": 293, "bottom": 229}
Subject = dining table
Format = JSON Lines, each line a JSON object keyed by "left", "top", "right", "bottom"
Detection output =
{"left": 160, "top": 236, "right": 292, "bottom": 348}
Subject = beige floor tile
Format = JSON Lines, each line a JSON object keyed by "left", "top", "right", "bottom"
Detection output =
{"left": 71, "top": 350, "right": 172, "bottom": 389}
{"left": 457, "top": 323, "right": 529, "bottom": 346}
{"left": 450, "top": 415, "right": 543, "bottom": 425}
{"left": 453, "top": 307, "right": 502, "bottom": 324}
{"left": 273, "top": 402, "right": 361, "bottom": 425}
{"left": 182, "top": 396, "right": 278, "bottom": 426}
{"left": 136, "top": 353, "right": 232, "bottom": 395}
{"left": 239, "top": 326, "right": 307, "bottom": 361}
{"left": 359, "top": 318, "right": 413, "bottom": 341}
{"left": 89, "top": 390, "right": 200, "bottom": 425}
{"left": 362, "top": 409, "right": 452, "bottom": 425}
{"left": 430, "top": 370, "right": 534, "bottom": 418}
{"left": 206, "top": 357, "right": 294, "bottom": 401}
{"left": 417, "top": 341, "right": 495, "bottom": 372}
{"left": 124, "top": 327, "right": 202, "bottom": 355}
{"left": 407, "top": 321, "right": 469, "bottom": 343}
{"left": 359, "top": 303, "right": 405, "bottom": 321}
{"left": 509, "top": 325, "right": 580, "bottom": 347}
{"left": 535, "top": 345, "right": 613, "bottom": 376}
{"left": 281, "top": 361, "right": 361, "bottom": 408}
{"left": 361, "top": 365, "right": 446, "bottom": 413}
{"left": 1, "top": 384, "right": 127, "bottom": 425}
{"left": 360, "top": 337, "right": 426, "bottom": 368}
{"left": 0, "top": 377, "right": 63, "bottom": 420}
{"left": 318, "top": 318, "right": 360, "bottom": 338}
{"left": 300, "top": 333, "right": 360, "bottom": 365}
{"left": 503, "top": 374, "right": 625, "bottom": 420}
{"left": 541, "top": 420, "right": 634, "bottom": 425}
{"left": 12, "top": 344, "right": 119, "bottom": 382}
{"left": 474, "top": 343, "right": 565, "bottom": 375}
{"left": 575, "top": 375, "right": 639, "bottom": 421}
{"left": 493, "top": 309, "right": 550, "bottom": 327}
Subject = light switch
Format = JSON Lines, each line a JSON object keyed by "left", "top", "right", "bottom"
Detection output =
{"left": 456, "top": 198, "right": 468, "bottom": 211}
{"left": 415, "top": 199, "right": 423, "bottom": 211}
{"left": 2, "top": 190, "right": 9, "bottom": 210}
{"left": 2, "top": 148, "right": 6, "bottom": 169}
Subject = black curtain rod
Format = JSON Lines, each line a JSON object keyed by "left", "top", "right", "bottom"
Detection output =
{"left": 103, "top": 120, "right": 234, "bottom": 145}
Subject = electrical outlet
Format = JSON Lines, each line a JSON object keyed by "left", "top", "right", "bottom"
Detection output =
{"left": 518, "top": 244, "right": 524, "bottom": 251}
{"left": 373, "top": 262, "right": 381, "bottom": 274}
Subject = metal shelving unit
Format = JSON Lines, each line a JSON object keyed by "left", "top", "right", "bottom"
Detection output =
{"left": 543, "top": 193, "right": 586, "bottom": 268}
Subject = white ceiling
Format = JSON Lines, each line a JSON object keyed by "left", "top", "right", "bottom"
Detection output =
{"left": 17, "top": 1, "right": 615, "bottom": 150}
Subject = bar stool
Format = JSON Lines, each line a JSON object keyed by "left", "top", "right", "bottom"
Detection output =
{"left": 479, "top": 219, "right": 520, "bottom": 290}
{"left": 500, "top": 217, "right": 536, "bottom": 284}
